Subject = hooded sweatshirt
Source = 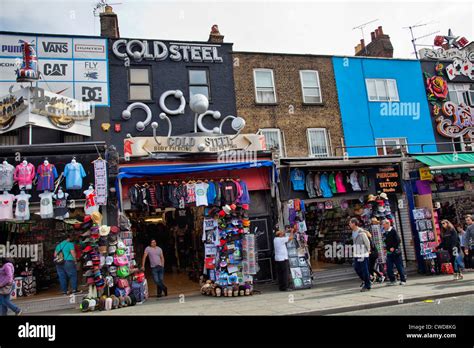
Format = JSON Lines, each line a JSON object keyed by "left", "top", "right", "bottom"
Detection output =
{"left": 0, "top": 262, "right": 14, "bottom": 288}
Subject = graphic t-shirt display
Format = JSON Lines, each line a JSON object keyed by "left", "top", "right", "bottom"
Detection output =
{"left": 335, "top": 172, "right": 347, "bottom": 193}
{"left": 14, "top": 193, "right": 31, "bottom": 220}
{"left": 0, "top": 193, "right": 14, "bottom": 220}
{"left": 319, "top": 173, "right": 333, "bottom": 198}
{"left": 64, "top": 162, "right": 87, "bottom": 190}
{"left": 290, "top": 169, "right": 305, "bottom": 191}
{"left": 38, "top": 192, "right": 54, "bottom": 219}
{"left": 186, "top": 183, "right": 196, "bottom": 204}
{"left": 350, "top": 170, "right": 362, "bottom": 191}
{"left": 84, "top": 188, "right": 99, "bottom": 215}
{"left": 53, "top": 191, "right": 69, "bottom": 219}
{"left": 195, "top": 182, "right": 209, "bottom": 206}
{"left": 14, "top": 163, "right": 35, "bottom": 189}
{"left": 36, "top": 163, "right": 58, "bottom": 191}
{"left": 0, "top": 163, "right": 14, "bottom": 191}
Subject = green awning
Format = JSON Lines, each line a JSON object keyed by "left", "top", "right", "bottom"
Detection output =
{"left": 414, "top": 153, "right": 474, "bottom": 174}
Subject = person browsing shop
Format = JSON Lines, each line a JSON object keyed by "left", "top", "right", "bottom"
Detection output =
{"left": 273, "top": 226, "right": 295, "bottom": 291}
{"left": 462, "top": 215, "right": 474, "bottom": 269}
{"left": 382, "top": 219, "right": 406, "bottom": 286}
{"left": 438, "top": 220, "right": 463, "bottom": 280}
{"left": 0, "top": 258, "right": 22, "bottom": 316}
{"left": 54, "top": 234, "right": 80, "bottom": 295}
{"left": 349, "top": 218, "right": 371, "bottom": 292}
{"left": 142, "top": 239, "right": 168, "bottom": 298}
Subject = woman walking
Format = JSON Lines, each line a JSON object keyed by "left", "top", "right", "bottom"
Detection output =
{"left": 439, "top": 220, "right": 464, "bottom": 280}
{"left": 0, "top": 258, "right": 22, "bottom": 316}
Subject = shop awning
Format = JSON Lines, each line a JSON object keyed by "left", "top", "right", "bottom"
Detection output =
{"left": 117, "top": 160, "right": 274, "bottom": 179}
{"left": 414, "top": 153, "right": 474, "bottom": 174}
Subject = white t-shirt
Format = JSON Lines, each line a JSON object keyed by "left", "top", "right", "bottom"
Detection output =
{"left": 39, "top": 192, "right": 54, "bottom": 219}
{"left": 195, "top": 182, "right": 209, "bottom": 207}
{"left": 0, "top": 193, "right": 14, "bottom": 220}
{"left": 274, "top": 236, "right": 290, "bottom": 261}
{"left": 15, "top": 193, "right": 31, "bottom": 220}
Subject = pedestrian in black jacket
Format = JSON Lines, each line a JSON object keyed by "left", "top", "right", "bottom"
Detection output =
{"left": 439, "top": 220, "right": 463, "bottom": 279}
{"left": 382, "top": 219, "right": 406, "bottom": 286}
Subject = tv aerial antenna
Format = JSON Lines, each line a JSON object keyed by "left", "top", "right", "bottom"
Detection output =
{"left": 353, "top": 19, "right": 379, "bottom": 55}
{"left": 93, "top": 0, "right": 122, "bottom": 17}
{"left": 403, "top": 21, "right": 439, "bottom": 59}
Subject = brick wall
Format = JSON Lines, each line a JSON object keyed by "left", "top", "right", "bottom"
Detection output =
{"left": 233, "top": 52, "right": 344, "bottom": 157}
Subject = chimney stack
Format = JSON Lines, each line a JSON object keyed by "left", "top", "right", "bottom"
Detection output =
{"left": 355, "top": 25, "right": 393, "bottom": 58}
{"left": 100, "top": 5, "right": 120, "bottom": 39}
{"left": 208, "top": 24, "right": 224, "bottom": 43}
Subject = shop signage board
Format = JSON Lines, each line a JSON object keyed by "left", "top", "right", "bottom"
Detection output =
{"left": 0, "top": 33, "right": 109, "bottom": 106}
{"left": 124, "top": 134, "right": 265, "bottom": 156}
{"left": 419, "top": 167, "right": 433, "bottom": 181}
{"left": 93, "top": 159, "right": 108, "bottom": 205}
{"left": 375, "top": 166, "right": 402, "bottom": 194}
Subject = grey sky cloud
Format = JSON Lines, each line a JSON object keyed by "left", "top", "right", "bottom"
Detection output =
{"left": 0, "top": 0, "right": 472, "bottom": 58}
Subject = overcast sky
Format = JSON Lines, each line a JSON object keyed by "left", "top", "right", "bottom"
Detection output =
{"left": 0, "top": 0, "right": 472, "bottom": 58}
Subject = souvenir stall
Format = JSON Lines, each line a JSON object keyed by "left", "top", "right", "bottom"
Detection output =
{"left": 279, "top": 163, "right": 406, "bottom": 284}
{"left": 116, "top": 160, "right": 274, "bottom": 297}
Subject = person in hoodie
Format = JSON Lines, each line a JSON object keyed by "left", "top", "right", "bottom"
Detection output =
{"left": 0, "top": 258, "right": 22, "bottom": 316}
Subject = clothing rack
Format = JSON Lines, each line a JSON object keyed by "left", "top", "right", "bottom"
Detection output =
{"left": 132, "top": 177, "right": 242, "bottom": 185}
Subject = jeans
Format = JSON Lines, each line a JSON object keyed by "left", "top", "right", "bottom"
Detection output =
{"left": 275, "top": 260, "right": 289, "bottom": 291}
{"left": 0, "top": 293, "right": 20, "bottom": 316}
{"left": 353, "top": 257, "right": 371, "bottom": 289}
{"left": 151, "top": 266, "right": 167, "bottom": 295}
{"left": 386, "top": 253, "right": 406, "bottom": 283}
{"left": 454, "top": 254, "right": 465, "bottom": 273}
{"left": 56, "top": 261, "right": 78, "bottom": 294}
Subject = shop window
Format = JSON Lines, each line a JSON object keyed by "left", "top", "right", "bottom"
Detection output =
{"left": 188, "top": 69, "right": 210, "bottom": 100}
{"left": 376, "top": 138, "right": 408, "bottom": 155}
{"left": 447, "top": 83, "right": 474, "bottom": 106}
{"left": 300, "top": 70, "right": 322, "bottom": 103}
{"left": 366, "top": 79, "right": 399, "bottom": 102}
{"left": 307, "top": 128, "right": 330, "bottom": 157}
{"left": 260, "top": 128, "right": 285, "bottom": 157}
{"left": 254, "top": 69, "right": 276, "bottom": 104}
{"left": 63, "top": 134, "right": 84, "bottom": 143}
{"left": 129, "top": 67, "right": 152, "bottom": 101}
{"left": 0, "top": 131, "right": 18, "bottom": 146}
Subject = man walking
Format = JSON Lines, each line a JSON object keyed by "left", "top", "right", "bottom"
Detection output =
{"left": 273, "top": 226, "right": 295, "bottom": 291}
{"left": 349, "top": 218, "right": 371, "bottom": 292}
{"left": 382, "top": 219, "right": 407, "bottom": 286}
{"left": 142, "top": 239, "right": 168, "bottom": 298}
{"left": 54, "top": 234, "right": 80, "bottom": 295}
{"left": 462, "top": 215, "right": 474, "bottom": 269}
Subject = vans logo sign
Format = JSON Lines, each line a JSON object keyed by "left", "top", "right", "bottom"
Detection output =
{"left": 18, "top": 322, "right": 56, "bottom": 342}
{"left": 42, "top": 42, "right": 68, "bottom": 53}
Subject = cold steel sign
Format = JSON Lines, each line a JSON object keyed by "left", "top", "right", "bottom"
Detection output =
{"left": 112, "top": 39, "right": 223, "bottom": 65}
{"left": 0, "top": 33, "right": 109, "bottom": 106}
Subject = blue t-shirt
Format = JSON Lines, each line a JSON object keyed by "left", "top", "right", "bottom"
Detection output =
{"left": 64, "top": 163, "right": 86, "bottom": 190}
{"left": 207, "top": 181, "right": 216, "bottom": 205}
{"left": 55, "top": 240, "right": 75, "bottom": 261}
{"left": 290, "top": 169, "right": 305, "bottom": 191}
{"left": 238, "top": 180, "right": 250, "bottom": 204}
{"left": 320, "top": 173, "right": 333, "bottom": 198}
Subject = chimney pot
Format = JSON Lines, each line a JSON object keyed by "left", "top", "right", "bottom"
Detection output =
{"left": 375, "top": 28, "right": 379, "bottom": 38}
{"left": 378, "top": 26, "right": 383, "bottom": 35}
{"left": 100, "top": 5, "right": 120, "bottom": 38}
{"left": 371, "top": 31, "right": 376, "bottom": 41}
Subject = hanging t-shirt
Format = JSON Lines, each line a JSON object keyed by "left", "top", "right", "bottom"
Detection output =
{"left": 206, "top": 181, "right": 216, "bottom": 205}
{"left": 0, "top": 193, "right": 14, "bottom": 220}
{"left": 53, "top": 192, "right": 69, "bottom": 219}
{"left": 350, "top": 171, "right": 362, "bottom": 191}
{"left": 319, "top": 173, "right": 333, "bottom": 198}
{"left": 306, "top": 172, "right": 316, "bottom": 198}
{"left": 290, "top": 169, "right": 305, "bottom": 191}
{"left": 84, "top": 188, "right": 99, "bottom": 215}
{"left": 64, "top": 162, "right": 87, "bottom": 190}
{"left": 335, "top": 172, "right": 347, "bottom": 193}
{"left": 195, "top": 182, "right": 209, "bottom": 207}
{"left": 38, "top": 192, "right": 54, "bottom": 219}
{"left": 186, "top": 183, "right": 196, "bottom": 204}
{"left": 14, "top": 163, "right": 35, "bottom": 189}
{"left": 313, "top": 173, "right": 322, "bottom": 197}
{"left": 36, "top": 163, "right": 58, "bottom": 191}
{"left": 328, "top": 173, "right": 337, "bottom": 194}
{"left": 360, "top": 172, "right": 369, "bottom": 191}
{"left": 238, "top": 180, "right": 250, "bottom": 204}
{"left": 14, "top": 193, "right": 31, "bottom": 220}
{"left": 0, "top": 163, "right": 14, "bottom": 191}
{"left": 220, "top": 181, "right": 237, "bottom": 205}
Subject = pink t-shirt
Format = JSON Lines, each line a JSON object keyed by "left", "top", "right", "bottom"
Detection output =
{"left": 0, "top": 193, "right": 14, "bottom": 220}
{"left": 335, "top": 172, "right": 347, "bottom": 193}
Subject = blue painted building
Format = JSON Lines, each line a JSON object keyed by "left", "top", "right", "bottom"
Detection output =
{"left": 332, "top": 57, "right": 438, "bottom": 157}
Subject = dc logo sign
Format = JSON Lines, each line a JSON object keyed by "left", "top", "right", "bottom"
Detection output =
{"left": 82, "top": 86, "right": 102, "bottom": 102}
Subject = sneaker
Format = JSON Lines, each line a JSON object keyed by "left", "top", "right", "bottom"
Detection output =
{"left": 459, "top": 274, "right": 464, "bottom": 280}
{"left": 453, "top": 274, "right": 459, "bottom": 280}
{"left": 360, "top": 282, "right": 364, "bottom": 288}
{"left": 379, "top": 276, "right": 386, "bottom": 284}
{"left": 387, "top": 281, "right": 397, "bottom": 286}
{"left": 360, "top": 287, "right": 371, "bottom": 292}
{"left": 16, "top": 309, "right": 22, "bottom": 316}
{"left": 137, "top": 301, "right": 144, "bottom": 305}
{"left": 400, "top": 281, "right": 406, "bottom": 286}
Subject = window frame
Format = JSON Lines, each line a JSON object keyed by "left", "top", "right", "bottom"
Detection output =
{"left": 188, "top": 68, "right": 211, "bottom": 101}
{"left": 365, "top": 78, "right": 400, "bottom": 102}
{"left": 375, "top": 137, "right": 408, "bottom": 156}
{"left": 128, "top": 66, "right": 153, "bottom": 102}
{"left": 253, "top": 68, "right": 277, "bottom": 104}
{"left": 299, "top": 70, "right": 322, "bottom": 104}
{"left": 447, "top": 83, "right": 474, "bottom": 106}
{"left": 307, "top": 128, "right": 330, "bottom": 158}
{"left": 260, "top": 128, "right": 285, "bottom": 157}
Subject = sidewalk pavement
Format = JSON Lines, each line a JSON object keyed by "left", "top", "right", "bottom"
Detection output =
{"left": 33, "top": 271, "right": 474, "bottom": 316}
